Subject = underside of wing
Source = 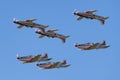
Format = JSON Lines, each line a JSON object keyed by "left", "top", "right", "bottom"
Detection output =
{"left": 17, "top": 25, "right": 24, "bottom": 28}
{"left": 86, "top": 10, "right": 97, "bottom": 14}
{"left": 105, "top": 45, "right": 110, "bottom": 48}
{"left": 52, "top": 62, "right": 60, "bottom": 68}
{"left": 77, "top": 17, "right": 83, "bottom": 20}
{"left": 39, "top": 35, "right": 45, "bottom": 38}
{"left": 25, "top": 19, "right": 36, "bottom": 22}
{"left": 32, "top": 55, "right": 40, "bottom": 62}
{"left": 38, "top": 25, "right": 48, "bottom": 29}
{"left": 90, "top": 43, "right": 99, "bottom": 49}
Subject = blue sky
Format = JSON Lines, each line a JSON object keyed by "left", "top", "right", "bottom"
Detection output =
{"left": 0, "top": 0, "right": 119, "bottom": 80}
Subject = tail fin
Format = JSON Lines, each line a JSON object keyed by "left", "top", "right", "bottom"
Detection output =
{"left": 63, "top": 36, "right": 70, "bottom": 43}
{"left": 61, "top": 36, "right": 70, "bottom": 43}
{"left": 101, "top": 17, "right": 109, "bottom": 25}
{"left": 61, "top": 38, "right": 65, "bottom": 43}
{"left": 58, "top": 36, "right": 70, "bottom": 43}
{"left": 98, "top": 16, "right": 108, "bottom": 25}
{"left": 102, "top": 40, "right": 106, "bottom": 45}
{"left": 62, "top": 60, "right": 66, "bottom": 64}
{"left": 99, "top": 19, "right": 105, "bottom": 25}
{"left": 43, "top": 53, "right": 48, "bottom": 58}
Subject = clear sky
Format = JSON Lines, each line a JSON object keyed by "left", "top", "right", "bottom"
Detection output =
{"left": 0, "top": 0, "right": 119, "bottom": 80}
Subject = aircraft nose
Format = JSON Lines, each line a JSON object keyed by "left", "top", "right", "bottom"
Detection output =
{"left": 74, "top": 43, "right": 78, "bottom": 47}
{"left": 36, "top": 64, "right": 39, "bottom": 66}
{"left": 75, "top": 44, "right": 77, "bottom": 47}
{"left": 35, "top": 30, "right": 41, "bottom": 33}
{"left": 13, "top": 20, "right": 17, "bottom": 23}
{"left": 73, "top": 12, "right": 77, "bottom": 15}
{"left": 35, "top": 31, "right": 38, "bottom": 33}
{"left": 73, "top": 12, "right": 76, "bottom": 14}
{"left": 17, "top": 57, "right": 20, "bottom": 59}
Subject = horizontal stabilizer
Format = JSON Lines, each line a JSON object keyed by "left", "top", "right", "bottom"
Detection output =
{"left": 65, "top": 36, "right": 70, "bottom": 38}
{"left": 40, "top": 25, "right": 49, "bottom": 29}
{"left": 104, "top": 16, "right": 109, "bottom": 19}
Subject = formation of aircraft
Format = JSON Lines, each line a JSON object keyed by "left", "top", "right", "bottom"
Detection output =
{"left": 15, "top": 9, "right": 110, "bottom": 70}
{"left": 17, "top": 53, "right": 70, "bottom": 69}
{"left": 73, "top": 10, "right": 109, "bottom": 25}
{"left": 75, "top": 40, "right": 110, "bottom": 50}
{"left": 14, "top": 18, "right": 70, "bottom": 43}
{"left": 35, "top": 29, "right": 70, "bottom": 43}
{"left": 17, "top": 53, "right": 52, "bottom": 64}
{"left": 36, "top": 60, "right": 70, "bottom": 69}
{"left": 13, "top": 18, "right": 48, "bottom": 32}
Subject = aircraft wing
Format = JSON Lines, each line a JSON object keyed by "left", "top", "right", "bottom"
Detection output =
{"left": 32, "top": 54, "right": 41, "bottom": 62}
{"left": 77, "top": 16, "right": 83, "bottom": 20}
{"left": 44, "top": 62, "right": 60, "bottom": 68}
{"left": 105, "top": 45, "right": 110, "bottom": 48}
{"left": 17, "top": 25, "right": 24, "bottom": 28}
{"left": 38, "top": 25, "right": 49, "bottom": 29}
{"left": 47, "top": 29, "right": 58, "bottom": 35}
{"left": 86, "top": 10, "right": 97, "bottom": 14}
{"left": 42, "top": 62, "right": 60, "bottom": 69}
{"left": 39, "top": 35, "right": 45, "bottom": 38}
{"left": 25, "top": 19, "right": 37, "bottom": 22}
{"left": 90, "top": 43, "right": 99, "bottom": 49}
{"left": 52, "top": 62, "right": 60, "bottom": 68}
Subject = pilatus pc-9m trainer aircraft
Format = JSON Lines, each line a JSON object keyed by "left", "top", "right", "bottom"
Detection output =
{"left": 16, "top": 54, "right": 41, "bottom": 64}
{"left": 36, "top": 60, "right": 70, "bottom": 69}
{"left": 75, "top": 42, "right": 98, "bottom": 50}
{"left": 75, "top": 40, "right": 110, "bottom": 50}
{"left": 17, "top": 54, "right": 52, "bottom": 64}
{"left": 36, "top": 29, "right": 58, "bottom": 38}
{"left": 13, "top": 18, "right": 48, "bottom": 32}
{"left": 35, "top": 29, "right": 70, "bottom": 43}
{"left": 73, "top": 10, "right": 109, "bottom": 25}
